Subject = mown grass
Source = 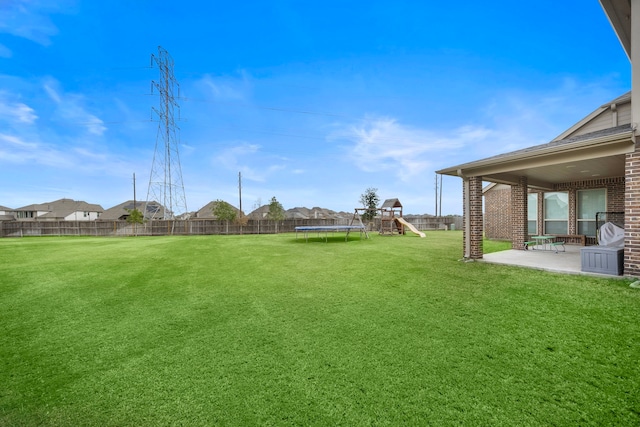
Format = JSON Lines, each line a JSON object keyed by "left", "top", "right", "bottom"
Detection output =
{"left": 0, "top": 231, "right": 639, "bottom": 426}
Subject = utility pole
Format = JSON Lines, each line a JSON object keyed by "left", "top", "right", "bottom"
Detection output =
{"left": 133, "top": 172, "right": 137, "bottom": 211}
{"left": 439, "top": 173, "right": 443, "bottom": 217}
{"left": 435, "top": 173, "right": 439, "bottom": 216}
{"left": 145, "top": 46, "right": 188, "bottom": 220}
{"left": 238, "top": 171, "right": 242, "bottom": 218}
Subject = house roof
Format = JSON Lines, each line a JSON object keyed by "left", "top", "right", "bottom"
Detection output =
{"left": 195, "top": 201, "right": 242, "bottom": 219}
{"left": 246, "top": 205, "right": 271, "bottom": 220}
{"left": 285, "top": 206, "right": 347, "bottom": 219}
{"left": 15, "top": 198, "right": 104, "bottom": 218}
{"left": 100, "top": 200, "right": 165, "bottom": 220}
{"left": 437, "top": 90, "right": 635, "bottom": 191}
{"left": 245, "top": 205, "right": 351, "bottom": 220}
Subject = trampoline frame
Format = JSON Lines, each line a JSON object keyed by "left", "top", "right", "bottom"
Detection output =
{"left": 295, "top": 225, "right": 368, "bottom": 242}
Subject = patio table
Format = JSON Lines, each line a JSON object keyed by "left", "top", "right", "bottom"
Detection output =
{"left": 531, "top": 235, "right": 554, "bottom": 251}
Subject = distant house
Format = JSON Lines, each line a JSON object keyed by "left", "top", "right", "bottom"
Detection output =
{"left": 246, "top": 205, "right": 271, "bottom": 220}
{"left": 195, "top": 201, "right": 243, "bottom": 219}
{"left": 14, "top": 199, "right": 103, "bottom": 221}
{"left": 0, "top": 205, "right": 14, "bottom": 221}
{"left": 100, "top": 200, "right": 166, "bottom": 221}
{"left": 285, "top": 206, "right": 349, "bottom": 220}
{"left": 244, "top": 205, "right": 351, "bottom": 220}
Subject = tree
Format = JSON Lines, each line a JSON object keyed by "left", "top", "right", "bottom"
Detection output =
{"left": 359, "top": 187, "right": 380, "bottom": 221}
{"left": 267, "top": 196, "right": 285, "bottom": 233}
{"left": 212, "top": 200, "right": 237, "bottom": 234}
{"left": 125, "top": 208, "right": 144, "bottom": 236}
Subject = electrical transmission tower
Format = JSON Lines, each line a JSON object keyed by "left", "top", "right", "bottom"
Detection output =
{"left": 145, "top": 46, "right": 188, "bottom": 220}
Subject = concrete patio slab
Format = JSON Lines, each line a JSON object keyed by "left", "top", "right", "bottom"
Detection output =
{"left": 480, "top": 245, "right": 625, "bottom": 279}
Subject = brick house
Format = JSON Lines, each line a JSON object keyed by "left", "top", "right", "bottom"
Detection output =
{"left": 437, "top": 0, "right": 640, "bottom": 277}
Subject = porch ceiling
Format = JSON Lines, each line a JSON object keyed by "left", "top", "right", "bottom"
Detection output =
{"left": 481, "top": 154, "right": 626, "bottom": 190}
{"left": 437, "top": 125, "right": 634, "bottom": 190}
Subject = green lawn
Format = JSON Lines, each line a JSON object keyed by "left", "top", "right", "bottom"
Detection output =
{"left": 1, "top": 232, "right": 639, "bottom": 426}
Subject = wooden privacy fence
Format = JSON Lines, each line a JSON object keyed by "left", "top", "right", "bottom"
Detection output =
{"left": 1, "top": 216, "right": 460, "bottom": 238}
{"left": 1, "top": 219, "right": 346, "bottom": 237}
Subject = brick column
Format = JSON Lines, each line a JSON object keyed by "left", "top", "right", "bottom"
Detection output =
{"left": 568, "top": 189, "right": 577, "bottom": 235}
{"left": 463, "top": 176, "right": 483, "bottom": 259}
{"left": 625, "top": 148, "right": 640, "bottom": 277}
{"left": 511, "top": 176, "right": 528, "bottom": 250}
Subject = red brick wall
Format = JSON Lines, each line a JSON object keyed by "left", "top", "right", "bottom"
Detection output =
{"left": 484, "top": 185, "right": 511, "bottom": 240}
{"left": 484, "top": 176, "right": 625, "bottom": 244}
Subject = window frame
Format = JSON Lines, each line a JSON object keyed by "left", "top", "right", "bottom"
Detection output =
{"left": 543, "top": 191, "right": 569, "bottom": 235}
{"left": 527, "top": 193, "right": 538, "bottom": 235}
{"left": 577, "top": 188, "right": 607, "bottom": 237}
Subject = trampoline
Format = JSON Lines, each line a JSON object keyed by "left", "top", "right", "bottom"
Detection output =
{"left": 295, "top": 225, "right": 368, "bottom": 242}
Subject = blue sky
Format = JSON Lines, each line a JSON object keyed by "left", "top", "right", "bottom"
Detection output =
{"left": 0, "top": 1, "right": 630, "bottom": 215}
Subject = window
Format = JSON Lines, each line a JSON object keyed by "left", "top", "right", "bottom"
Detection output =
{"left": 544, "top": 192, "right": 568, "bottom": 234}
{"left": 528, "top": 193, "right": 538, "bottom": 235}
{"left": 17, "top": 211, "right": 35, "bottom": 219}
{"left": 577, "top": 189, "right": 606, "bottom": 236}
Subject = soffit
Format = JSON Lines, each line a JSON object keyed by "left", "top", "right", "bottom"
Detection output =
{"left": 484, "top": 154, "right": 626, "bottom": 190}
{"left": 600, "top": 0, "right": 631, "bottom": 58}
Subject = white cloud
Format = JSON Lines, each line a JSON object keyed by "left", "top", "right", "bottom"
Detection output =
{"left": 0, "top": 131, "right": 138, "bottom": 179}
{"left": 213, "top": 142, "right": 290, "bottom": 183}
{"left": 0, "top": 0, "right": 76, "bottom": 46}
{"left": 0, "top": 133, "right": 71, "bottom": 167}
{"left": 332, "top": 79, "right": 627, "bottom": 185}
{"left": 332, "top": 117, "right": 467, "bottom": 181}
{"left": 215, "top": 143, "right": 263, "bottom": 181}
{"left": 43, "top": 78, "right": 107, "bottom": 136}
{"left": 0, "top": 94, "right": 37, "bottom": 124}
{"left": 195, "top": 74, "right": 251, "bottom": 101}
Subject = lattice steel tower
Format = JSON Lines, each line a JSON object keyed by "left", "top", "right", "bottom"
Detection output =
{"left": 145, "top": 46, "right": 188, "bottom": 220}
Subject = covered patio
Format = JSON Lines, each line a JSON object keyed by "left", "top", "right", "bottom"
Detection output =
{"left": 481, "top": 245, "right": 626, "bottom": 278}
{"left": 436, "top": 0, "right": 640, "bottom": 278}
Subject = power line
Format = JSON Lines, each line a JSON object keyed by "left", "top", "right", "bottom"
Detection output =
{"left": 180, "top": 96, "right": 355, "bottom": 120}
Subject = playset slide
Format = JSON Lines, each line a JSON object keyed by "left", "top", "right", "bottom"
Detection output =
{"left": 395, "top": 217, "right": 426, "bottom": 238}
